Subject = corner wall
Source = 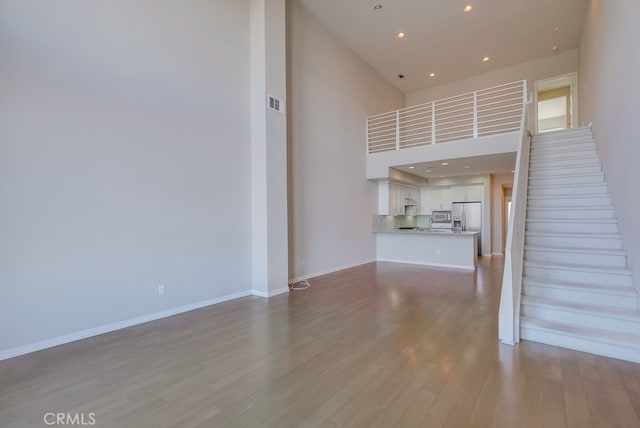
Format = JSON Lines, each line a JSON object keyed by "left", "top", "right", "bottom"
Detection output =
{"left": 287, "top": 1, "right": 404, "bottom": 280}
{"left": 0, "top": 1, "right": 253, "bottom": 354}
{"left": 579, "top": 0, "right": 640, "bottom": 291}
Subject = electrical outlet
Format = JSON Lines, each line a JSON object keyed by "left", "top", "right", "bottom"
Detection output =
{"left": 436, "top": 249, "right": 441, "bottom": 255}
{"left": 158, "top": 285, "right": 166, "bottom": 295}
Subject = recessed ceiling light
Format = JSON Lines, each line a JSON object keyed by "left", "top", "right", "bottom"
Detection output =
{"left": 464, "top": 166, "right": 470, "bottom": 169}
{"left": 463, "top": 4, "right": 473, "bottom": 12}
{"left": 408, "top": 166, "right": 415, "bottom": 169}
{"left": 439, "top": 176, "right": 445, "bottom": 178}
{"left": 554, "top": 26, "right": 560, "bottom": 31}
{"left": 374, "top": 4, "right": 383, "bottom": 11}
{"left": 429, "top": 72, "right": 436, "bottom": 78}
{"left": 397, "top": 74, "right": 405, "bottom": 79}
{"left": 482, "top": 56, "right": 491, "bottom": 62}
{"left": 397, "top": 32, "right": 406, "bottom": 39}
{"left": 552, "top": 45, "right": 559, "bottom": 52}
{"left": 426, "top": 169, "right": 432, "bottom": 173}
{"left": 441, "top": 162, "right": 449, "bottom": 166}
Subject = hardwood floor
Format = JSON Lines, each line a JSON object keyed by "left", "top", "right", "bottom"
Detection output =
{"left": 2, "top": 257, "right": 640, "bottom": 427}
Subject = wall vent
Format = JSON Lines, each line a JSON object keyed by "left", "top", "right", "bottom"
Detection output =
{"left": 267, "top": 94, "right": 285, "bottom": 114}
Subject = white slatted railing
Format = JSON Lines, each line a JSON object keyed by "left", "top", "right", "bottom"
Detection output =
{"left": 367, "top": 80, "right": 527, "bottom": 154}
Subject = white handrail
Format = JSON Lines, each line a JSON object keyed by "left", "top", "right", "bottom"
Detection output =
{"left": 498, "top": 82, "right": 531, "bottom": 345}
{"left": 367, "top": 80, "right": 527, "bottom": 154}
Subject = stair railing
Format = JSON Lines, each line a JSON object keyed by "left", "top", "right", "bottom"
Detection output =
{"left": 498, "top": 88, "right": 532, "bottom": 345}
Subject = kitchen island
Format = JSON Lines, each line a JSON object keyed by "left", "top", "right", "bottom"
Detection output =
{"left": 375, "top": 229, "right": 479, "bottom": 270}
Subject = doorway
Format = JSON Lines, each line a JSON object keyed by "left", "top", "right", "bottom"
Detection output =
{"left": 534, "top": 73, "right": 578, "bottom": 133}
{"left": 502, "top": 185, "right": 513, "bottom": 254}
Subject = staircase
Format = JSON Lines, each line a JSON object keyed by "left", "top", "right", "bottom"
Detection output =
{"left": 519, "top": 127, "right": 640, "bottom": 363}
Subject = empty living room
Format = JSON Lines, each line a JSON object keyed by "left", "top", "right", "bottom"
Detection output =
{"left": 2, "top": 1, "right": 640, "bottom": 427}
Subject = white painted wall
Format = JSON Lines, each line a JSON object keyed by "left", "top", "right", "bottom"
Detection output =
{"left": 250, "top": 0, "right": 289, "bottom": 296}
{"left": 287, "top": 1, "right": 404, "bottom": 280}
{"left": 579, "top": 0, "right": 640, "bottom": 291}
{"left": 0, "top": 1, "right": 252, "bottom": 353}
{"left": 406, "top": 50, "right": 579, "bottom": 131}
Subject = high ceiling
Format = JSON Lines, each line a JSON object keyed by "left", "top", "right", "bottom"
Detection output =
{"left": 296, "top": 0, "right": 589, "bottom": 94}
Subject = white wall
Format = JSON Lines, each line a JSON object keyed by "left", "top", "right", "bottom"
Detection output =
{"left": 406, "top": 50, "right": 579, "bottom": 131}
{"left": 0, "top": 1, "right": 252, "bottom": 353}
{"left": 250, "top": 0, "right": 289, "bottom": 296}
{"left": 579, "top": 0, "right": 640, "bottom": 291}
{"left": 287, "top": 1, "right": 404, "bottom": 279}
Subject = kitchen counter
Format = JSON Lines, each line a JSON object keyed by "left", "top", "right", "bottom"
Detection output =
{"left": 377, "top": 228, "right": 479, "bottom": 236}
{"left": 375, "top": 229, "right": 478, "bottom": 270}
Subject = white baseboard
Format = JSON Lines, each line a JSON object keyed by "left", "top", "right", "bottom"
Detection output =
{"left": 288, "top": 258, "right": 377, "bottom": 285}
{"left": 376, "top": 258, "right": 475, "bottom": 271}
{"left": 0, "top": 290, "right": 253, "bottom": 361}
{"left": 251, "top": 286, "right": 290, "bottom": 298}
{"left": 492, "top": 252, "right": 505, "bottom": 257}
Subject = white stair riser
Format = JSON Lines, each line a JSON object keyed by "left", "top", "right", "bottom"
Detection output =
{"left": 526, "top": 221, "right": 618, "bottom": 234}
{"left": 530, "top": 146, "right": 597, "bottom": 158}
{"left": 529, "top": 156, "right": 600, "bottom": 169}
{"left": 531, "top": 141, "right": 596, "bottom": 152}
{"left": 522, "top": 285, "right": 637, "bottom": 309}
{"left": 524, "top": 249, "right": 627, "bottom": 267}
{"left": 528, "top": 174, "right": 605, "bottom": 187}
{"left": 528, "top": 185, "right": 609, "bottom": 196}
{"left": 529, "top": 165, "right": 603, "bottom": 177}
{"left": 523, "top": 265, "right": 632, "bottom": 287}
{"left": 521, "top": 305, "right": 640, "bottom": 334}
{"left": 525, "top": 234, "right": 622, "bottom": 249}
{"left": 520, "top": 326, "right": 640, "bottom": 363}
{"left": 532, "top": 134, "right": 595, "bottom": 143}
{"left": 527, "top": 208, "right": 614, "bottom": 220}
{"left": 527, "top": 196, "right": 611, "bottom": 208}
{"left": 530, "top": 148, "right": 597, "bottom": 161}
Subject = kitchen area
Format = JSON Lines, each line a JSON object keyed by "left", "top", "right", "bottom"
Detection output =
{"left": 373, "top": 168, "right": 497, "bottom": 271}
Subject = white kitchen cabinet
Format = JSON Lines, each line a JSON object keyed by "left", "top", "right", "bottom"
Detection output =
{"left": 419, "top": 187, "right": 433, "bottom": 214}
{"left": 439, "top": 188, "right": 453, "bottom": 211}
{"left": 390, "top": 184, "right": 403, "bottom": 215}
{"left": 420, "top": 187, "right": 452, "bottom": 213}
{"left": 389, "top": 182, "right": 419, "bottom": 215}
{"left": 451, "top": 185, "right": 483, "bottom": 203}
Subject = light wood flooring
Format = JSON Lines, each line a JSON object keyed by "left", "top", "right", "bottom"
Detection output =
{"left": 2, "top": 257, "right": 640, "bottom": 427}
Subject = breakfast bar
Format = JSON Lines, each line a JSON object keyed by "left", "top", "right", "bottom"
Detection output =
{"left": 375, "top": 229, "right": 479, "bottom": 270}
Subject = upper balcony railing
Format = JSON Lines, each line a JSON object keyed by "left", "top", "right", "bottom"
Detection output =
{"left": 367, "top": 80, "right": 527, "bottom": 154}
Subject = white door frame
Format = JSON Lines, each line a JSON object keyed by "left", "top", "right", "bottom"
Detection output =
{"left": 533, "top": 72, "right": 579, "bottom": 133}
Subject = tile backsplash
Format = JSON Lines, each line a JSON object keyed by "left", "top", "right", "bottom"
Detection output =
{"left": 373, "top": 215, "right": 431, "bottom": 232}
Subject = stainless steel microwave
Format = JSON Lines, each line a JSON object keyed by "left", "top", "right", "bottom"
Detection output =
{"left": 432, "top": 210, "right": 452, "bottom": 223}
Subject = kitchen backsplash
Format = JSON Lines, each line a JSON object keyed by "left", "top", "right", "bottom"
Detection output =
{"left": 373, "top": 215, "right": 431, "bottom": 232}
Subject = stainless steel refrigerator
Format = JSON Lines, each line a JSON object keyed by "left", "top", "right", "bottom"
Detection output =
{"left": 451, "top": 202, "right": 482, "bottom": 255}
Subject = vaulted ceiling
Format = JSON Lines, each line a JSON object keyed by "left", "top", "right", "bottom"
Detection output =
{"left": 296, "top": 0, "right": 589, "bottom": 94}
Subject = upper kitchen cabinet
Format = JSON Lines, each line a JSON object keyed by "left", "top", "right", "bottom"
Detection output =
{"left": 451, "top": 185, "right": 483, "bottom": 203}
{"left": 378, "top": 181, "right": 420, "bottom": 215}
{"left": 420, "top": 187, "right": 452, "bottom": 213}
